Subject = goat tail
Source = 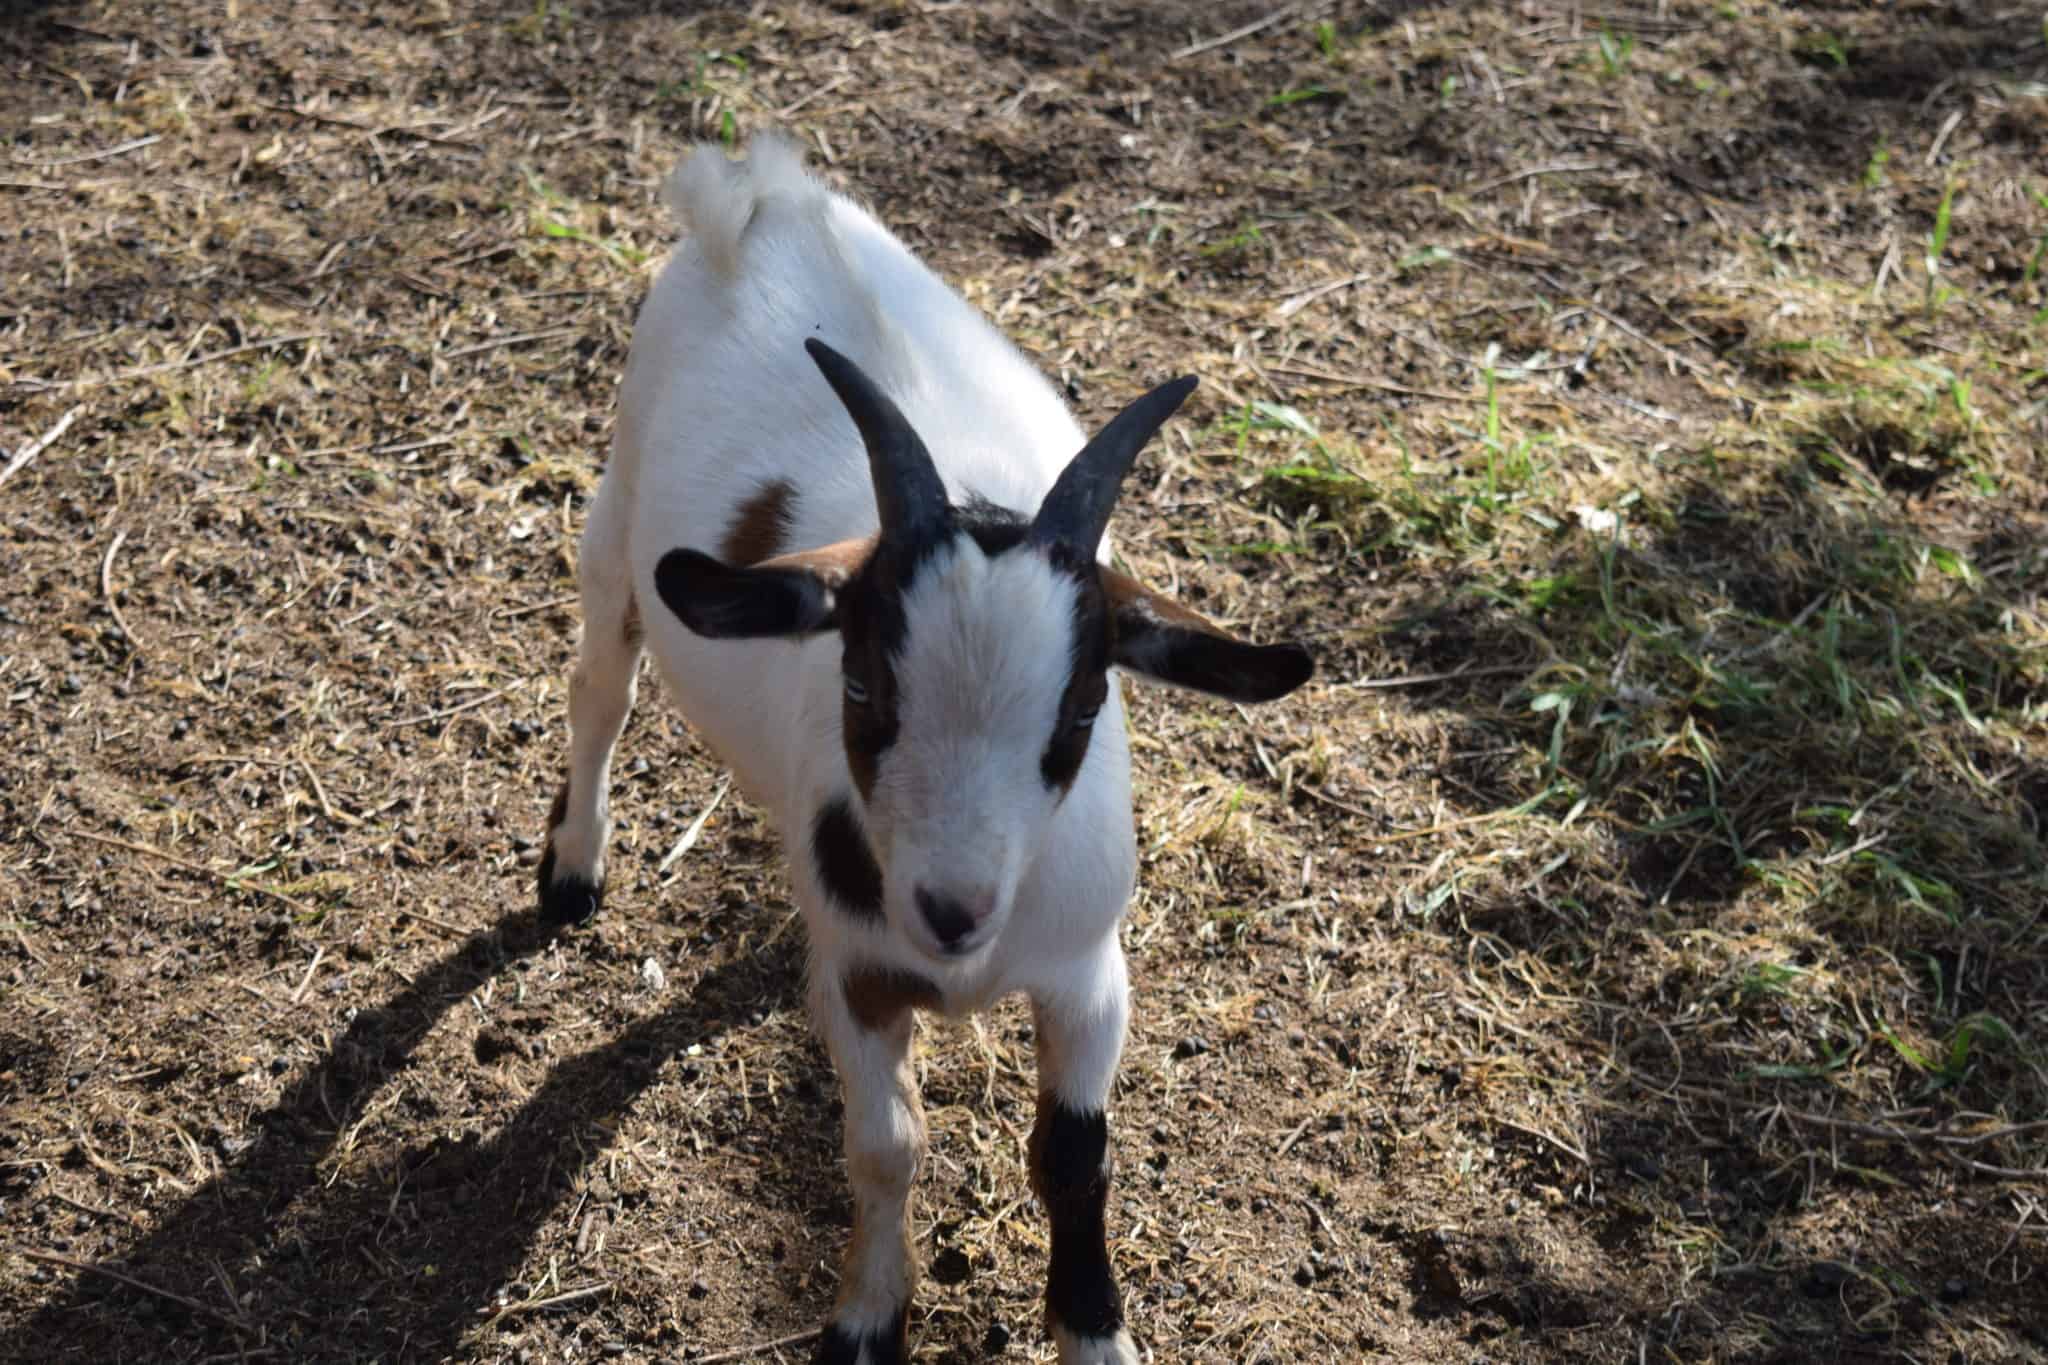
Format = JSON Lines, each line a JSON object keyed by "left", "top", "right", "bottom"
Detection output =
{"left": 663, "top": 133, "right": 819, "bottom": 280}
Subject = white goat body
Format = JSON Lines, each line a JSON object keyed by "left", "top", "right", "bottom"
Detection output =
{"left": 540, "top": 136, "right": 1312, "bottom": 1365}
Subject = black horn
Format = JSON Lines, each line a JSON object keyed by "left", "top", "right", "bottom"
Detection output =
{"left": 805, "top": 338, "right": 951, "bottom": 547}
{"left": 1030, "top": 375, "right": 1198, "bottom": 556}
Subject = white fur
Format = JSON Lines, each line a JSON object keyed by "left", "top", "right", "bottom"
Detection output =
{"left": 1053, "top": 1325, "right": 1142, "bottom": 1365}
{"left": 550, "top": 136, "right": 1145, "bottom": 1363}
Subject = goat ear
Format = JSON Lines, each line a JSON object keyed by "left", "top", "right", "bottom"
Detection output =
{"left": 1104, "top": 570, "right": 1313, "bottom": 703}
{"left": 655, "top": 547, "right": 843, "bottom": 639}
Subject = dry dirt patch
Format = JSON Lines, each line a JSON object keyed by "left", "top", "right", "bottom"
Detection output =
{"left": 3, "top": 2, "right": 2045, "bottom": 1362}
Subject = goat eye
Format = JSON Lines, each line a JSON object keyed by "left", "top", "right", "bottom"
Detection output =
{"left": 1075, "top": 704, "right": 1100, "bottom": 729}
{"left": 843, "top": 676, "right": 869, "bottom": 705}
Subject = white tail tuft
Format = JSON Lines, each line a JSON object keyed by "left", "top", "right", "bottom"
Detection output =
{"left": 662, "top": 133, "right": 819, "bottom": 280}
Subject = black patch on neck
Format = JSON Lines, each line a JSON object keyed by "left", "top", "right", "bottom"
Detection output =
{"left": 1031, "top": 1098, "right": 1123, "bottom": 1340}
{"left": 812, "top": 797, "right": 883, "bottom": 920}
{"left": 812, "top": 1309, "right": 909, "bottom": 1365}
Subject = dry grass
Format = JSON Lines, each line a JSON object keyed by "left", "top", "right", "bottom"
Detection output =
{"left": 3, "top": 2, "right": 2045, "bottom": 1362}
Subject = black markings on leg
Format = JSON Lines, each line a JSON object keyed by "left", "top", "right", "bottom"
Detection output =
{"left": 1030, "top": 1094, "right": 1123, "bottom": 1341}
{"left": 536, "top": 778, "right": 602, "bottom": 927}
{"left": 811, "top": 1309, "right": 908, "bottom": 1365}
{"left": 812, "top": 796, "right": 883, "bottom": 920}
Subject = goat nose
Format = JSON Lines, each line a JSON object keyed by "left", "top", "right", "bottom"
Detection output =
{"left": 915, "top": 886, "right": 985, "bottom": 951}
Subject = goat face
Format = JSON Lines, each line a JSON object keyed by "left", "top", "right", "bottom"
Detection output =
{"left": 655, "top": 341, "right": 1313, "bottom": 964}
{"left": 840, "top": 526, "right": 1111, "bottom": 959}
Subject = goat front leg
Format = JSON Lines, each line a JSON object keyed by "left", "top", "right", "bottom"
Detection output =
{"left": 1030, "top": 949, "right": 1138, "bottom": 1365}
{"left": 811, "top": 965, "right": 926, "bottom": 1365}
{"left": 538, "top": 477, "right": 642, "bottom": 927}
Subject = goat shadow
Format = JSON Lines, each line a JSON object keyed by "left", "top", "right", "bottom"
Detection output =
{"left": 8, "top": 907, "right": 855, "bottom": 1363}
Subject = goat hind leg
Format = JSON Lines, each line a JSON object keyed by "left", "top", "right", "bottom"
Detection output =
{"left": 538, "top": 479, "right": 642, "bottom": 927}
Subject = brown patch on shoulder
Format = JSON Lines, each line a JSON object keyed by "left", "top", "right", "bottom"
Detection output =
{"left": 546, "top": 778, "right": 571, "bottom": 832}
{"left": 719, "top": 478, "right": 798, "bottom": 567}
{"left": 844, "top": 964, "right": 942, "bottom": 1031}
{"left": 621, "top": 593, "right": 643, "bottom": 651}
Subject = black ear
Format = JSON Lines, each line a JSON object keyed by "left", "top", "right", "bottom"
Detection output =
{"left": 1112, "top": 607, "right": 1314, "bottom": 703}
{"left": 654, "top": 548, "right": 840, "bottom": 639}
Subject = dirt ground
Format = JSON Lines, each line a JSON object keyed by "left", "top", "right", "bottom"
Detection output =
{"left": 3, "top": 1, "right": 2045, "bottom": 1361}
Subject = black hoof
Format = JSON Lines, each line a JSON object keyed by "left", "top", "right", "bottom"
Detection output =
{"left": 812, "top": 1311, "right": 909, "bottom": 1365}
{"left": 536, "top": 845, "right": 604, "bottom": 928}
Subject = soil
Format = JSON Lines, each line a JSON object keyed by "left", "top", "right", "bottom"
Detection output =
{"left": 3, "top": 2, "right": 2045, "bottom": 1363}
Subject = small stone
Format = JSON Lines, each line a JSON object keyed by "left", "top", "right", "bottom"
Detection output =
{"left": 1293, "top": 1259, "right": 1316, "bottom": 1287}
{"left": 1802, "top": 1260, "right": 1851, "bottom": 1298}
{"left": 638, "top": 957, "right": 667, "bottom": 991}
{"left": 981, "top": 1320, "right": 1011, "bottom": 1352}
{"left": 687, "top": 1278, "right": 710, "bottom": 1300}
{"left": 1173, "top": 1035, "right": 1210, "bottom": 1059}
{"left": 1940, "top": 1278, "right": 1968, "bottom": 1303}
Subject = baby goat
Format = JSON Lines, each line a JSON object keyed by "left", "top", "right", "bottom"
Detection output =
{"left": 538, "top": 136, "right": 1312, "bottom": 1365}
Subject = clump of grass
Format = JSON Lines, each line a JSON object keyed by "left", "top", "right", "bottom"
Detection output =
{"left": 523, "top": 173, "right": 648, "bottom": 270}
{"left": 1923, "top": 175, "right": 1960, "bottom": 316}
{"left": 1594, "top": 25, "right": 1635, "bottom": 78}
{"left": 1199, "top": 218, "right": 1271, "bottom": 260}
{"left": 1237, "top": 356, "right": 1564, "bottom": 564}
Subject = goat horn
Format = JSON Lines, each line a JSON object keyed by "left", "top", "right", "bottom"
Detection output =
{"left": 805, "top": 338, "right": 951, "bottom": 549}
{"left": 1031, "top": 375, "right": 1197, "bottom": 558}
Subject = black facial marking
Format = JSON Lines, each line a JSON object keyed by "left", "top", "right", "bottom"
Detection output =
{"left": 812, "top": 796, "right": 883, "bottom": 921}
{"left": 833, "top": 497, "right": 1114, "bottom": 802}
{"left": 836, "top": 542, "right": 920, "bottom": 803}
{"left": 954, "top": 493, "right": 1032, "bottom": 555}
{"left": 811, "top": 1310, "right": 909, "bottom": 1365}
{"left": 1031, "top": 1097, "right": 1122, "bottom": 1340}
{"left": 1039, "top": 541, "right": 1112, "bottom": 794}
